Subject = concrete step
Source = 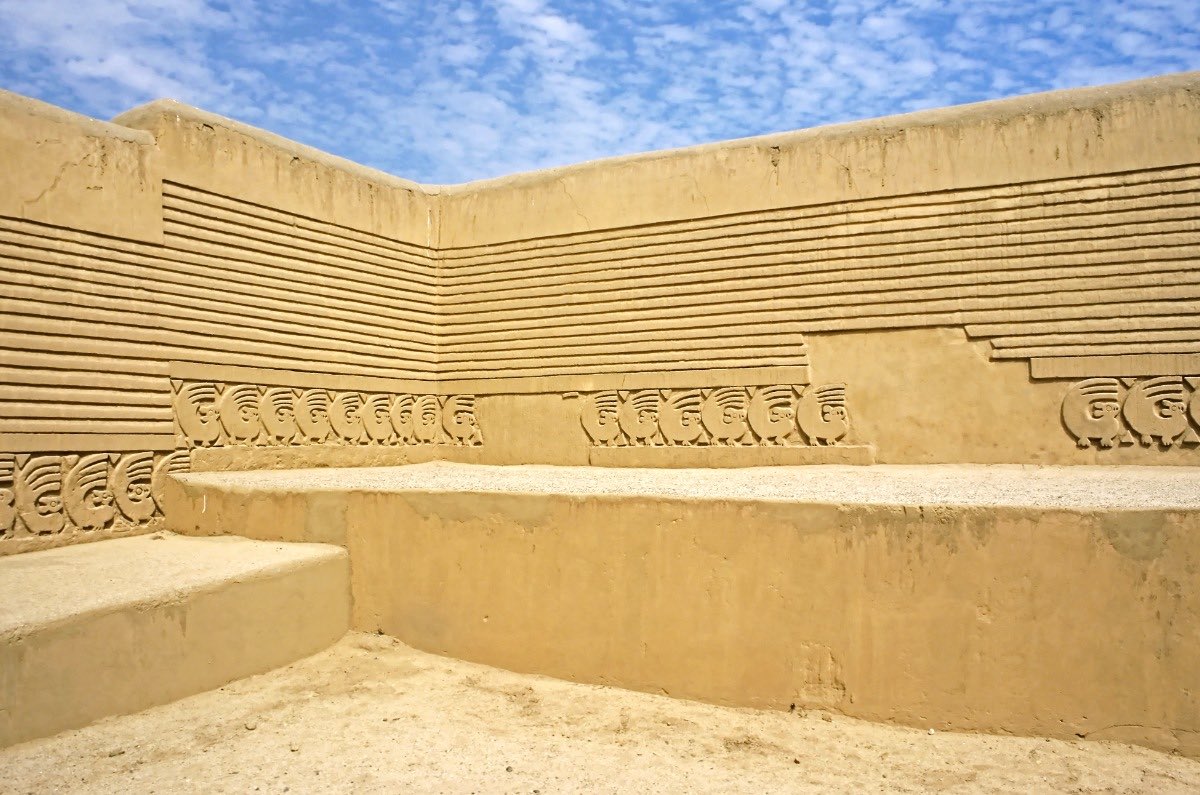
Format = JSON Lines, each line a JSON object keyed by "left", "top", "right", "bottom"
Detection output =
{"left": 165, "top": 462, "right": 1200, "bottom": 757}
{"left": 0, "top": 534, "right": 349, "bottom": 748}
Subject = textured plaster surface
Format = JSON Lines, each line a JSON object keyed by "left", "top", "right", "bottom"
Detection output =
{"left": 165, "top": 463, "right": 1200, "bottom": 757}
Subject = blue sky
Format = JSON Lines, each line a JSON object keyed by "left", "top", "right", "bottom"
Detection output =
{"left": 1, "top": 0, "right": 1197, "bottom": 183}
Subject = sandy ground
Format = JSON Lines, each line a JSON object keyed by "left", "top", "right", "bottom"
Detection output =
{"left": 4, "top": 633, "right": 1199, "bottom": 795}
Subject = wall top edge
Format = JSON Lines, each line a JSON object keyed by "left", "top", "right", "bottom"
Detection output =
{"left": 437, "top": 70, "right": 1200, "bottom": 194}
{"left": 20, "top": 69, "right": 1181, "bottom": 196}
{"left": 111, "top": 98, "right": 436, "bottom": 197}
{"left": 0, "top": 88, "right": 155, "bottom": 147}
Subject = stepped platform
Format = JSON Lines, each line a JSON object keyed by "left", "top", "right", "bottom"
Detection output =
{"left": 0, "top": 534, "right": 349, "bottom": 747}
{"left": 165, "top": 462, "right": 1200, "bottom": 756}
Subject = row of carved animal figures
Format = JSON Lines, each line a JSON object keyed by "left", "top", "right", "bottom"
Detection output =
{"left": 0, "top": 451, "right": 187, "bottom": 538}
{"left": 579, "top": 385, "right": 850, "bottom": 446}
{"left": 1062, "top": 376, "right": 1200, "bottom": 448}
{"left": 173, "top": 382, "right": 482, "bottom": 448}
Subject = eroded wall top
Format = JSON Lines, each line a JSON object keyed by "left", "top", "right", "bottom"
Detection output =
{"left": 0, "top": 90, "right": 161, "bottom": 243}
{"left": 114, "top": 100, "right": 436, "bottom": 244}
{"left": 439, "top": 72, "right": 1200, "bottom": 241}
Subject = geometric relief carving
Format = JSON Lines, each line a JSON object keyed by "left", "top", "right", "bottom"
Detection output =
{"left": 1123, "top": 377, "right": 1191, "bottom": 447}
{"left": 171, "top": 380, "right": 483, "bottom": 448}
{"left": 617, "top": 390, "right": 661, "bottom": 443}
{"left": 700, "top": 387, "right": 750, "bottom": 444}
{"left": 1062, "top": 376, "right": 1200, "bottom": 449}
{"left": 260, "top": 387, "right": 298, "bottom": 444}
{"left": 217, "top": 383, "right": 262, "bottom": 444}
{"left": 795, "top": 384, "right": 849, "bottom": 446}
{"left": 577, "top": 385, "right": 851, "bottom": 447}
{"left": 295, "top": 388, "right": 332, "bottom": 443}
{"left": 1062, "top": 378, "right": 1127, "bottom": 448}
{"left": 389, "top": 394, "right": 416, "bottom": 441}
{"left": 329, "top": 391, "right": 365, "bottom": 443}
{"left": 0, "top": 450, "right": 185, "bottom": 540}
{"left": 659, "top": 389, "right": 703, "bottom": 444}
{"left": 151, "top": 451, "right": 191, "bottom": 513}
{"left": 111, "top": 452, "right": 157, "bottom": 523}
{"left": 748, "top": 385, "right": 796, "bottom": 444}
{"left": 362, "top": 393, "right": 395, "bottom": 443}
{"left": 580, "top": 392, "right": 622, "bottom": 444}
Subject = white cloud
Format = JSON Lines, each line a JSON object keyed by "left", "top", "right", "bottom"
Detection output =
{"left": 0, "top": 0, "right": 1196, "bottom": 182}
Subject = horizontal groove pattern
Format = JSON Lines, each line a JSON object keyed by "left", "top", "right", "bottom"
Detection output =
{"left": 4, "top": 161, "right": 1198, "bottom": 441}
{"left": 1, "top": 183, "right": 438, "bottom": 442}
{"left": 437, "top": 164, "right": 1200, "bottom": 379}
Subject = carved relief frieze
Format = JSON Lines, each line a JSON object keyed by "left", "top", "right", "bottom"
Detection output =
{"left": 171, "top": 380, "right": 482, "bottom": 449}
{"left": 1061, "top": 376, "right": 1200, "bottom": 449}
{"left": 576, "top": 385, "right": 851, "bottom": 447}
{"left": 0, "top": 450, "right": 186, "bottom": 540}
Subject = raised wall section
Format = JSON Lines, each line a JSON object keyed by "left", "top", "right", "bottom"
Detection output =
{"left": 0, "top": 92, "right": 443, "bottom": 554}
{"left": 1, "top": 73, "right": 1199, "bottom": 554}
{"left": 438, "top": 73, "right": 1200, "bottom": 468}
{"left": 166, "top": 463, "right": 1200, "bottom": 758}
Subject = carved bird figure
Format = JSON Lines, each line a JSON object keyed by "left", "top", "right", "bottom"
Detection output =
{"left": 659, "top": 390, "right": 703, "bottom": 444}
{"left": 797, "top": 384, "right": 849, "bottom": 445}
{"left": 1060, "top": 377, "right": 1124, "bottom": 448}
{"left": 700, "top": 387, "right": 749, "bottom": 445}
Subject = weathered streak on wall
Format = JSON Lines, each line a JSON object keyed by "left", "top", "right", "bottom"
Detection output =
{"left": 0, "top": 90, "right": 161, "bottom": 243}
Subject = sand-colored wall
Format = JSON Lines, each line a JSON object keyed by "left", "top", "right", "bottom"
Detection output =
{"left": 349, "top": 495, "right": 1200, "bottom": 757}
{"left": 2, "top": 73, "right": 1200, "bottom": 553}
{"left": 432, "top": 72, "right": 1200, "bottom": 468}
{"left": 0, "top": 90, "right": 161, "bottom": 244}
{"left": 0, "top": 92, "right": 445, "bottom": 554}
{"left": 354, "top": 495, "right": 1200, "bottom": 758}
{"left": 162, "top": 469, "right": 1200, "bottom": 757}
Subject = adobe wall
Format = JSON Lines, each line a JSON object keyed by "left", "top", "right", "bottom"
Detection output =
{"left": 350, "top": 492, "right": 1200, "bottom": 757}
{"left": 2, "top": 73, "right": 1199, "bottom": 554}
{"left": 164, "top": 464, "right": 1200, "bottom": 758}
{"left": 435, "top": 72, "right": 1200, "bottom": 467}
{"left": 0, "top": 91, "right": 446, "bottom": 554}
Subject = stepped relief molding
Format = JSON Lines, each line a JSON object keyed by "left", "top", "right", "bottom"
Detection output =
{"left": 0, "top": 450, "right": 187, "bottom": 541}
{"left": 1061, "top": 376, "right": 1200, "bottom": 449}
{"left": 574, "top": 384, "right": 850, "bottom": 448}
{"left": 172, "top": 380, "right": 483, "bottom": 449}
{"left": 0, "top": 177, "right": 439, "bottom": 453}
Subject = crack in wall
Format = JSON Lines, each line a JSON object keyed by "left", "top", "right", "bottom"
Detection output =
{"left": 21, "top": 150, "right": 99, "bottom": 209}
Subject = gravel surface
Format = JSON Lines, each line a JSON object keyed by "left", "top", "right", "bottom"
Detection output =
{"left": 4, "top": 632, "right": 1198, "bottom": 794}
{"left": 179, "top": 462, "right": 1200, "bottom": 510}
